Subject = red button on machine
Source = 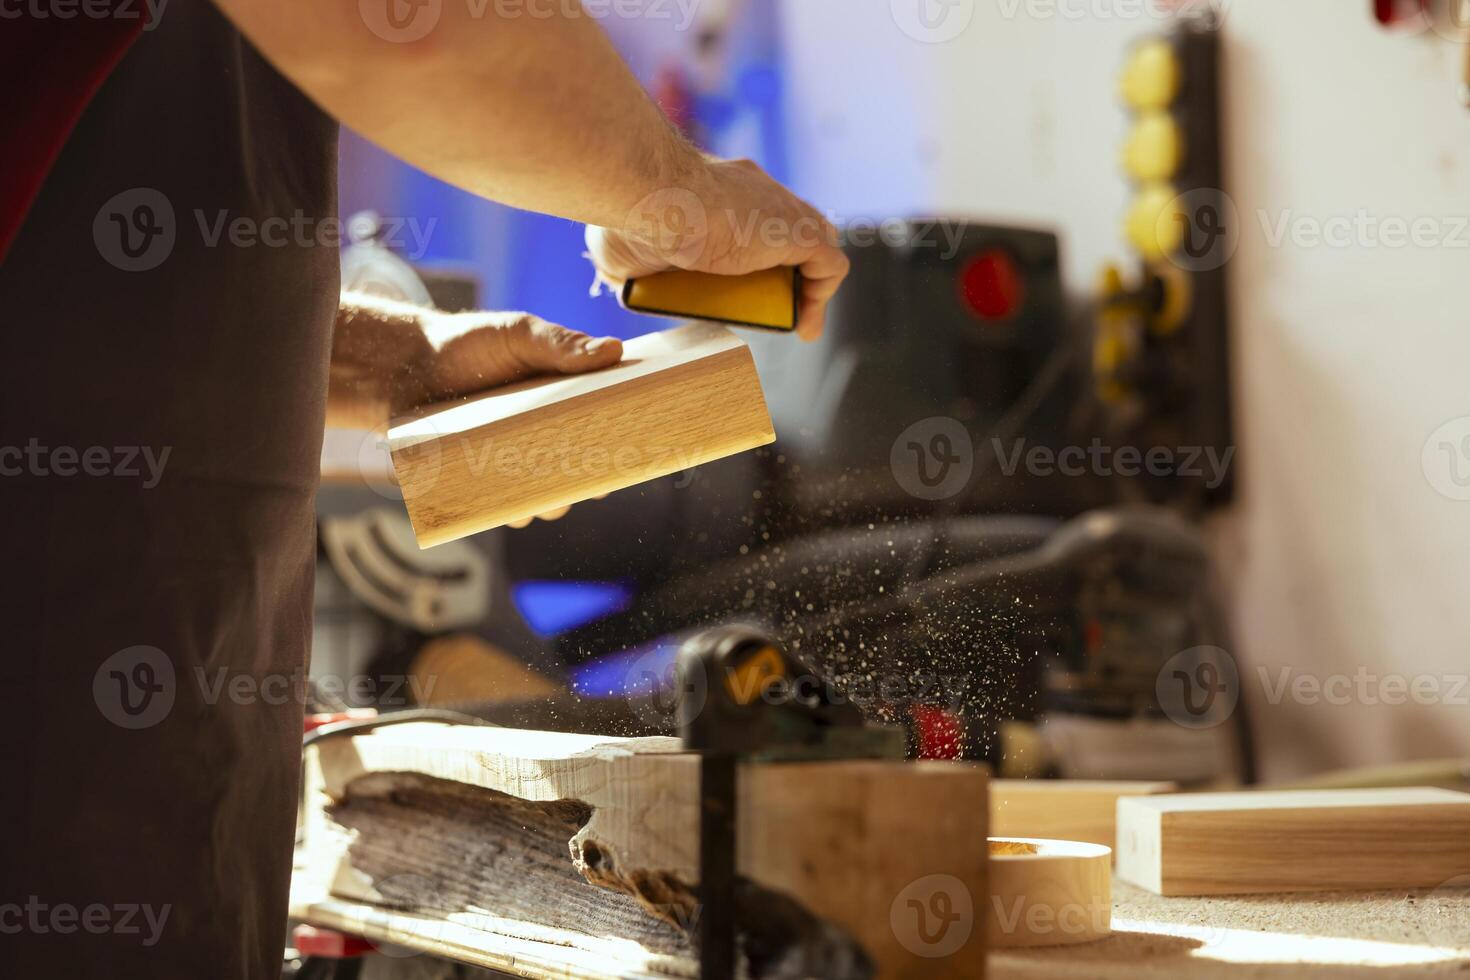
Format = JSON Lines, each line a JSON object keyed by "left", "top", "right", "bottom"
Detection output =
{"left": 958, "top": 249, "right": 1026, "bottom": 321}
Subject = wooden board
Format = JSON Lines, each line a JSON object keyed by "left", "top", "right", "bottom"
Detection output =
{"left": 986, "top": 838, "right": 1111, "bottom": 949}
{"left": 388, "top": 323, "right": 774, "bottom": 548}
{"left": 299, "top": 723, "right": 989, "bottom": 978}
{"left": 1115, "top": 787, "right": 1470, "bottom": 896}
{"left": 990, "top": 780, "right": 1176, "bottom": 853}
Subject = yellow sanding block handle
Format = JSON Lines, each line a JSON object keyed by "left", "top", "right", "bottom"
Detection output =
{"left": 620, "top": 267, "right": 800, "bottom": 332}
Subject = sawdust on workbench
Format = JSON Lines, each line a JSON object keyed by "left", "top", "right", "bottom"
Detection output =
{"left": 992, "top": 880, "right": 1470, "bottom": 979}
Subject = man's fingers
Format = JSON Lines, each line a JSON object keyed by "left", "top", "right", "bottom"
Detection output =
{"left": 506, "top": 504, "right": 573, "bottom": 530}
{"left": 795, "top": 244, "right": 850, "bottom": 341}
{"left": 511, "top": 317, "right": 624, "bottom": 375}
{"left": 421, "top": 311, "right": 623, "bottom": 403}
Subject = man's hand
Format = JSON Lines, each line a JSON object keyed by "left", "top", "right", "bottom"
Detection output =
{"left": 330, "top": 294, "right": 624, "bottom": 420}
{"left": 585, "top": 158, "right": 850, "bottom": 342}
{"left": 409, "top": 309, "right": 623, "bottom": 409}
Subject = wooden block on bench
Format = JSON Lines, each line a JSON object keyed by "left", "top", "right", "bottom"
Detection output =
{"left": 1116, "top": 787, "right": 1470, "bottom": 896}
{"left": 389, "top": 323, "right": 774, "bottom": 548}
{"left": 990, "top": 779, "right": 1175, "bottom": 852}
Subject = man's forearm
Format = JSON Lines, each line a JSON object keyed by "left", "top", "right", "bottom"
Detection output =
{"left": 210, "top": 0, "right": 705, "bottom": 230}
{"left": 326, "top": 292, "right": 433, "bottom": 428}
{"left": 334, "top": 291, "right": 434, "bottom": 376}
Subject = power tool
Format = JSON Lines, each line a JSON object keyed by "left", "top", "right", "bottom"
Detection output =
{"left": 675, "top": 625, "right": 903, "bottom": 980}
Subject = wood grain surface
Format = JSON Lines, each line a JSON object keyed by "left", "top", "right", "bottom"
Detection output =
{"left": 990, "top": 780, "right": 1177, "bottom": 853}
{"left": 299, "top": 723, "right": 989, "bottom": 978}
{"left": 388, "top": 323, "right": 775, "bottom": 547}
{"left": 987, "top": 838, "right": 1112, "bottom": 949}
{"left": 1116, "top": 787, "right": 1470, "bottom": 896}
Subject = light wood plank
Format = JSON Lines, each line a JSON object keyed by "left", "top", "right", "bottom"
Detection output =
{"left": 1116, "top": 787, "right": 1470, "bottom": 896}
{"left": 990, "top": 779, "right": 1176, "bottom": 853}
{"left": 388, "top": 323, "right": 774, "bottom": 547}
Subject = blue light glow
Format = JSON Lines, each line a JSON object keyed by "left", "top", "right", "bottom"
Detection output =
{"left": 511, "top": 580, "right": 634, "bottom": 637}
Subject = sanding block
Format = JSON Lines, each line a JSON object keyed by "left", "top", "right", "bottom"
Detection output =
{"left": 388, "top": 322, "right": 774, "bottom": 548}
{"left": 621, "top": 266, "right": 800, "bottom": 331}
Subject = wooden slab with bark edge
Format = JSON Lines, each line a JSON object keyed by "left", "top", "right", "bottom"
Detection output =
{"left": 1116, "top": 786, "right": 1470, "bottom": 896}
{"left": 990, "top": 779, "right": 1176, "bottom": 854}
{"left": 299, "top": 723, "right": 989, "bottom": 979}
{"left": 388, "top": 323, "right": 774, "bottom": 548}
{"left": 986, "top": 838, "right": 1112, "bottom": 948}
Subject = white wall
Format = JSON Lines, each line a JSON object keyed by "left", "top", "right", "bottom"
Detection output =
{"left": 1217, "top": 0, "right": 1470, "bottom": 779}
{"left": 778, "top": 2, "right": 1148, "bottom": 284}
{"left": 781, "top": 0, "right": 1470, "bottom": 779}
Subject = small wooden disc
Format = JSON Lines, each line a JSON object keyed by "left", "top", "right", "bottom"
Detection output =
{"left": 987, "top": 837, "right": 1112, "bottom": 948}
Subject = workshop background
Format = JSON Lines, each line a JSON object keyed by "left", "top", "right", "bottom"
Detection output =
{"left": 321, "top": 0, "right": 1470, "bottom": 785}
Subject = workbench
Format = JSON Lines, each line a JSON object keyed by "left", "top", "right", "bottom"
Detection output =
{"left": 289, "top": 717, "right": 1470, "bottom": 978}
{"left": 290, "top": 866, "right": 1470, "bottom": 978}
{"left": 993, "top": 880, "right": 1470, "bottom": 978}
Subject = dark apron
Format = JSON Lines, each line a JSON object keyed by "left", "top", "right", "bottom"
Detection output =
{"left": 0, "top": 1, "right": 338, "bottom": 975}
